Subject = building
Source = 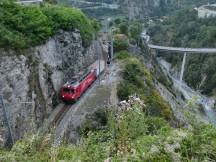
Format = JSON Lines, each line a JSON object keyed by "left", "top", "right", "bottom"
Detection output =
{"left": 196, "top": 4, "right": 216, "bottom": 18}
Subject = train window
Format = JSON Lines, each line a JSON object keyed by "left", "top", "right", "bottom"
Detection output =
{"left": 63, "top": 88, "right": 75, "bottom": 94}
{"left": 63, "top": 88, "right": 70, "bottom": 93}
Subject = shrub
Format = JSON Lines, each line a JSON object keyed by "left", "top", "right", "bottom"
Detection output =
{"left": 117, "top": 57, "right": 173, "bottom": 120}
{"left": 113, "top": 34, "right": 129, "bottom": 52}
{"left": 145, "top": 90, "right": 173, "bottom": 120}
{"left": 0, "top": 1, "right": 53, "bottom": 49}
{"left": 0, "top": 1, "right": 97, "bottom": 50}
{"left": 117, "top": 82, "right": 138, "bottom": 101}
{"left": 119, "top": 22, "right": 128, "bottom": 35}
{"left": 113, "top": 40, "right": 129, "bottom": 52}
{"left": 42, "top": 5, "right": 96, "bottom": 46}
{"left": 180, "top": 124, "right": 216, "bottom": 161}
{"left": 116, "top": 50, "right": 131, "bottom": 60}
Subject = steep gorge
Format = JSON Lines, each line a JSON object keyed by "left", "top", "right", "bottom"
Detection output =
{"left": 0, "top": 30, "right": 101, "bottom": 146}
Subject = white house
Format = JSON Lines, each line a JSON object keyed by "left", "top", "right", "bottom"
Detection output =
{"left": 197, "top": 4, "right": 216, "bottom": 18}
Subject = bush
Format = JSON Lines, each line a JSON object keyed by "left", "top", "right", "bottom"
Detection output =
{"left": 145, "top": 90, "right": 173, "bottom": 120}
{"left": 119, "top": 22, "right": 128, "bottom": 35}
{"left": 117, "top": 82, "right": 138, "bottom": 101}
{"left": 117, "top": 57, "right": 173, "bottom": 120}
{"left": 0, "top": 1, "right": 53, "bottom": 49}
{"left": 113, "top": 34, "right": 129, "bottom": 52}
{"left": 116, "top": 50, "right": 131, "bottom": 60}
{"left": 180, "top": 124, "right": 216, "bottom": 161}
{"left": 0, "top": 1, "right": 97, "bottom": 50}
{"left": 42, "top": 5, "right": 96, "bottom": 46}
{"left": 113, "top": 40, "right": 129, "bottom": 52}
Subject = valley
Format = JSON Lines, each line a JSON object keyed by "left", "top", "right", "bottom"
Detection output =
{"left": 1, "top": 0, "right": 216, "bottom": 161}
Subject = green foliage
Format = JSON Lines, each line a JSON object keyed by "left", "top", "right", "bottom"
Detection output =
{"left": 0, "top": 0, "right": 98, "bottom": 50}
{"left": 0, "top": 133, "right": 54, "bottom": 162}
{"left": 114, "top": 18, "right": 121, "bottom": 25}
{"left": 180, "top": 124, "right": 216, "bottom": 161}
{"left": 117, "top": 82, "right": 138, "bottom": 101}
{"left": 80, "top": 108, "right": 108, "bottom": 136}
{"left": 0, "top": 0, "right": 53, "bottom": 49}
{"left": 117, "top": 56, "right": 173, "bottom": 120}
{"left": 119, "top": 22, "right": 128, "bottom": 35}
{"left": 1, "top": 100, "right": 216, "bottom": 161}
{"left": 42, "top": 5, "right": 96, "bottom": 46}
{"left": 113, "top": 39, "right": 129, "bottom": 52}
{"left": 116, "top": 50, "right": 131, "bottom": 60}
{"left": 144, "top": 90, "right": 173, "bottom": 120}
{"left": 129, "top": 21, "right": 143, "bottom": 44}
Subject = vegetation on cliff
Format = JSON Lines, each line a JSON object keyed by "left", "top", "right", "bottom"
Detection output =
{"left": 0, "top": 0, "right": 99, "bottom": 50}
{"left": 1, "top": 50, "right": 216, "bottom": 161}
{"left": 116, "top": 52, "right": 173, "bottom": 120}
{"left": 1, "top": 96, "right": 216, "bottom": 161}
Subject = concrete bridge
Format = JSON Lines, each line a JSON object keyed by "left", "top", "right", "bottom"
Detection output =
{"left": 147, "top": 44, "right": 216, "bottom": 82}
{"left": 16, "top": 0, "right": 43, "bottom": 5}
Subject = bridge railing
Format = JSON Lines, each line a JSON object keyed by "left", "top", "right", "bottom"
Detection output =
{"left": 148, "top": 44, "right": 216, "bottom": 54}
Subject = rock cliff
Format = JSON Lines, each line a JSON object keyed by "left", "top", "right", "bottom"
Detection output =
{"left": 117, "top": 0, "right": 178, "bottom": 18}
{"left": 0, "top": 30, "right": 100, "bottom": 146}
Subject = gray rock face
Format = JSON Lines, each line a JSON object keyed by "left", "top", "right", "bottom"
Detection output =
{"left": 0, "top": 30, "right": 100, "bottom": 146}
{"left": 118, "top": 0, "right": 177, "bottom": 18}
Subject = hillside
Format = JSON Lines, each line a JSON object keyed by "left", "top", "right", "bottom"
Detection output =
{"left": 149, "top": 8, "right": 216, "bottom": 96}
{"left": 1, "top": 0, "right": 216, "bottom": 161}
{"left": 1, "top": 54, "right": 216, "bottom": 162}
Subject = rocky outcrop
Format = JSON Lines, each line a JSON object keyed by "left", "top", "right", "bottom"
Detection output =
{"left": 0, "top": 30, "right": 100, "bottom": 146}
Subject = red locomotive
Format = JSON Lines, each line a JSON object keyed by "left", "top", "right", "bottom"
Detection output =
{"left": 60, "top": 60, "right": 105, "bottom": 103}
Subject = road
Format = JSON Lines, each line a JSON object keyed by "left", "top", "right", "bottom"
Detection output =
{"left": 141, "top": 30, "right": 216, "bottom": 54}
{"left": 148, "top": 44, "right": 216, "bottom": 54}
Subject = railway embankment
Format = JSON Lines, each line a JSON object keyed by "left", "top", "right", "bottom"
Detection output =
{"left": 53, "top": 62, "right": 122, "bottom": 145}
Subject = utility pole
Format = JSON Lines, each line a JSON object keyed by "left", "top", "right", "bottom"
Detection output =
{"left": 110, "top": 27, "right": 114, "bottom": 60}
{"left": 97, "top": 41, "right": 101, "bottom": 85}
{"left": 0, "top": 95, "right": 14, "bottom": 146}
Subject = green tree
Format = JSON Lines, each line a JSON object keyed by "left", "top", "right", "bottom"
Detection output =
{"left": 119, "top": 23, "right": 128, "bottom": 35}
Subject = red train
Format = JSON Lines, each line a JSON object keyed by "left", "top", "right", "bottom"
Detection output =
{"left": 60, "top": 60, "right": 105, "bottom": 103}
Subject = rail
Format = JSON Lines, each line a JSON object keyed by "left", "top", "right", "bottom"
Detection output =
{"left": 0, "top": 95, "right": 14, "bottom": 146}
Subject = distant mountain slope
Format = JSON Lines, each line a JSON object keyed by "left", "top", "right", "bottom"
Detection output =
{"left": 57, "top": 0, "right": 216, "bottom": 19}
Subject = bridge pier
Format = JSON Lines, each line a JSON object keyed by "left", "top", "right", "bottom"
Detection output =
{"left": 180, "top": 52, "right": 187, "bottom": 83}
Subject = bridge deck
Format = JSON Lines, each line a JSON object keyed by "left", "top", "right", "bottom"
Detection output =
{"left": 148, "top": 44, "right": 216, "bottom": 54}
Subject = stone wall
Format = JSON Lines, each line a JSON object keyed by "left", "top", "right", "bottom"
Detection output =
{"left": 0, "top": 30, "right": 100, "bottom": 146}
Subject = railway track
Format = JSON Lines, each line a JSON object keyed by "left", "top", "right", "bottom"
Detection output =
{"left": 51, "top": 71, "right": 106, "bottom": 128}
{"left": 52, "top": 105, "right": 72, "bottom": 126}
